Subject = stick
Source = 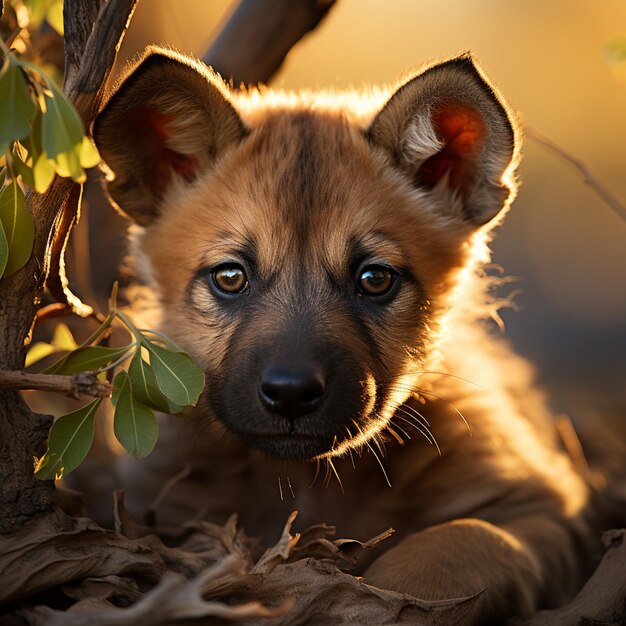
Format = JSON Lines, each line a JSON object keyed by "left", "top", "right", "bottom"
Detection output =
{"left": 0, "top": 369, "right": 111, "bottom": 399}
{"left": 525, "top": 127, "right": 626, "bottom": 223}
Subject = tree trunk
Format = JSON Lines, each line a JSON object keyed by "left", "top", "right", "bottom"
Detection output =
{"left": 0, "top": 0, "right": 138, "bottom": 535}
{"left": 0, "top": 180, "right": 73, "bottom": 533}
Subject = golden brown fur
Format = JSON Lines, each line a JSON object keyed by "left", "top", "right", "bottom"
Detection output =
{"left": 93, "top": 48, "right": 601, "bottom": 623}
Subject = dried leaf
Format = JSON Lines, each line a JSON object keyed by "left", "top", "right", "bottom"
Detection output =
{"left": 253, "top": 511, "right": 301, "bottom": 574}
{"left": 30, "top": 558, "right": 289, "bottom": 625}
{"left": 0, "top": 510, "right": 164, "bottom": 605}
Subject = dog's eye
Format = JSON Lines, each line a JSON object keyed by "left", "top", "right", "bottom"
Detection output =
{"left": 357, "top": 265, "right": 397, "bottom": 299}
{"left": 212, "top": 264, "right": 248, "bottom": 295}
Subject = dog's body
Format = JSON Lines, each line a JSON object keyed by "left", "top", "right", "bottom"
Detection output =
{"left": 94, "top": 49, "right": 601, "bottom": 623}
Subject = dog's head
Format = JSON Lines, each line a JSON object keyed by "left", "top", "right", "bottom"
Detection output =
{"left": 94, "top": 48, "right": 518, "bottom": 460}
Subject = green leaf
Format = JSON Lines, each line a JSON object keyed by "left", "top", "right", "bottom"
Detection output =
{"left": 28, "top": 111, "right": 56, "bottom": 193}
{"left": 0, "top": 219, "right": 8, "bottom": 277}
{"left": 34, "top": 399, "right": 101, "bottom": 480}
{"left": 128, "top": 351, "right": 171, "bottom": 412}
{"left": 145, "top": 343, "right": 205, "bottom": 408}
{"left": 41, "top": 80, "right": 85, "bottom": 181}
{"left": 111, "top": 370, "right": 127, "bottom": 407}
{"left": 44, "top": 344, "right": 134, "bottom": 375}
{"left": 113, "top": 371, "right": 158, "bottom": 458}
{"left": 0, "top": 55, "right": 37, "bottom": 153}
{"left": 0, "top": 179, "right": 34, "bottom": 277}
{"left": 11, "top": 145, "right": 35, "bottom": 189}
{"left": 26, "top": 322, "right": 78, "bottom": 367}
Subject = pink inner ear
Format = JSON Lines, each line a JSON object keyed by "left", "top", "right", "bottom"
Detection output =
{"left": 131, "top": 109, "right": 199, "bottom": 193}
{"left": 415, "top": 106, "right": 485, "bottom": 193}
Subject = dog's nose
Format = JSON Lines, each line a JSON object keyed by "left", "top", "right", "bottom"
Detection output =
{"left": 259, "top": 365, "right": 326, "bottom": 418}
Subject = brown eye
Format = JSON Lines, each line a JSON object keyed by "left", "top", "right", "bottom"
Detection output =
{"left": 212, "top": 264, "right": 248, "bottom": 295}
{"left": 357, "top": 265, "right": 397, "bottom": 298}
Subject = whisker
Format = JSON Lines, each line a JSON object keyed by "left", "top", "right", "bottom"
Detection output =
{"left": 286, "top": 476, "right": 295, "bottom": 499}
{"left": 414, "top": 386, "right": 472, "bottom": 436}
{"left": 309, "top": 458, "right": 321, "bottom": 489}
{"left": 344, "top": 427, "right": 357, "bottom": 469}
{"left": 394, "top": 410, "right": 437, "bottom": 449}
{"left": 328, "top": 458, "right": 344, "bottom": 495}
{"left": 372, "top": 431, "right": 387, "bottom": 459}
{"left": 396, "top": 368, "right": 484, "bottom": 389}
{"left": 395, "top": 413, "right": 442, "bottom": 457}
{"left": 385, "top": 422, "right": 405, "bottom": 445}
{"left": 398, "top": 401, "right": 431, "bottom": 429}
{"left": 381, "top": 381, "right": 472, "bottom": 436}
{"left": 366, "top": 440, "right": 392, "bottom": 488}
{"left": 277, "top": 476, "right": 284, "bottom": 501}
{"left": 347, "top": 446, "right": 356, "bottom": 469}
{"left": 388, "top": 419, "right": 412, "bottom": 441}
{"left": 323, "top": 459, "right": 332, "bottom": 488}
{"left": 393, "top": 403, "right": 432, "bottom": 435}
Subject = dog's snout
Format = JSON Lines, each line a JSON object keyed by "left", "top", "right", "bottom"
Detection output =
{"left": 259, "top": 365, "right": 326, "bottom": 418}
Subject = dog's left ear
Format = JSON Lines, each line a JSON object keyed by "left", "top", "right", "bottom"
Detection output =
{"left": 368, "top": 55, "right": 518, "bottom": 226}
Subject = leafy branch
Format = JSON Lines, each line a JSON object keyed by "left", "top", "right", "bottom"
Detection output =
{"left": 16, "top": 284, "right": 206, "bottom": 481}
{"left": 0, "top": 15, "right": 99, "bottom": 279}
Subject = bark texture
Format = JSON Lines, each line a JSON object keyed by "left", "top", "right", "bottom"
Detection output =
{"left": 0, "top": 0, "right": 138, "bottom": 534}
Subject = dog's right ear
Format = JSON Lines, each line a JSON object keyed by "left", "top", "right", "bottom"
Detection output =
{"left": 93, "top": 48, "right": 246, "bottom": 226}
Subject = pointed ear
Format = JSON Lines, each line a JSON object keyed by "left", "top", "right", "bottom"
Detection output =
{"left": 93, "top": 48, "right": 246, "bottom": 226}
{"left": 368, "top": 55, "right": 518, "bottom": 226}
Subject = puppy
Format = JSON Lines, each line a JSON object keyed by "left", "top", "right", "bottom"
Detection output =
{"left": 94, "top": 48, "right": 600, "bottom": 623}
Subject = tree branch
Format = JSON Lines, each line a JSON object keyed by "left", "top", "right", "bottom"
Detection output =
{"left": 203, "top": 0, "right": 336, "bottom": 85}
{"left": 63, "top": 0, "right": 103, "bottom": 91}
{"left": 0, "top": 369, "right": 112, "bottom": 399}
{"left": 525, "top": 127, "right": 626, "bottom": 224}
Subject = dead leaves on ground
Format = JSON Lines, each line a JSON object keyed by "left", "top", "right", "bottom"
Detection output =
{"left": 1, "top": 494, "right": 483, "bottom": 625}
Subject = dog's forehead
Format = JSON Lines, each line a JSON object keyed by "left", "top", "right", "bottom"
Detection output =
{"left": 214, "top": 110, "right": 406, "bottom": 268}
{"left": 150, "top": 106, "right": 463, "bottom": 296}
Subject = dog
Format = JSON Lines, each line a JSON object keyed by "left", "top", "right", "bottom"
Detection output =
{"left": 93, "top": 48, "right": 601, "bottom": 623}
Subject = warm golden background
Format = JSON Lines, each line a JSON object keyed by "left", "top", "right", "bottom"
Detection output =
{"left": 118, "top": 1, "right": 626, "bottom": 417}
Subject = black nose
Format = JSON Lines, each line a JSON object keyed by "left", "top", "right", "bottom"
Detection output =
{"left": 259, "top": 365, "right": 326, "bottom": 418}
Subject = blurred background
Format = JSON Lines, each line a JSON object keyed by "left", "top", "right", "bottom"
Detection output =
{"left": 111, "top": 0, "right": 626, "bottom": 426}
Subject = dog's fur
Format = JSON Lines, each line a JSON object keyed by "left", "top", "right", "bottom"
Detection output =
{"left": 94, "top": 48, "right": 601, "bottom": 623}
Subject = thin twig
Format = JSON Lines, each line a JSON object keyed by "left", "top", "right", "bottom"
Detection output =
{"left": 525, "top": 126, "right": 626, "bottom": 223}
{"left": 0, "top": 369, "right": 111, "bottom": 399}
{"left": 34, "top": 303, "right": 108, "bottom": 329}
